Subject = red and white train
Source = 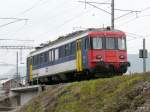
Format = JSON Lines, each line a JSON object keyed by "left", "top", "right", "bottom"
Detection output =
{"left": 27, "top": 28, "right": 130, "bottom": 84}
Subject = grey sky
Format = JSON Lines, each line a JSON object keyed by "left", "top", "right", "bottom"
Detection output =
{"left": 0, "top": 0, "right": 150, "bottom": 77}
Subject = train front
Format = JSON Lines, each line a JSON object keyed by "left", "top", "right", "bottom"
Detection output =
{"left": 88, "top": 29, "right": 130, "bottom": 75}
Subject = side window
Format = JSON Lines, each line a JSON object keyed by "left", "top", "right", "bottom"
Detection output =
{"left": 36, "top": 55, "right": 38, "bottom": 65}
{"left": 65, "top": 44, "right": 70, "bottom": 56}
{"left": 37, "top": 55, "right": 40, "bottom": 65}
{"left": 85, "top": 38, "right": 89, "bottom": 50}
{"left": 34, "top": 56, "right": 36, "bottom": 66}
{"left": 55, "top": 49, "right": 59, "bottom": 60}
{"left": 44, "top": 52, "right": 48, "bottom": 63}
{"left": 51, "top": 50, "right": 54, "bottom": 61}
{"left": 34, "top": 56, "right": 36, "bottom": 65}
{"left": 71, "top": 42, "right": 76, "bottom": 55}
{"left": 33, "top": 56, "right": 35, "bottom": 66}
{"left": 59, "top": 46, "right": 65, "bottom": 58}
{"left": 40, "top": 54, "right": 43, "bottom": 64}
{"left": 49, "top": 50, "right": 52, "bottom": 62}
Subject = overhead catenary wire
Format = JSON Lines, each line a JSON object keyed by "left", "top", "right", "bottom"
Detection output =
{"left": 3, "top": 0, "right": 74, "bottom": 40}
{"left": 79, "top": 1, "right": 111, "bottom": 14}
{"left": 116, "top": 5, "right": 150, "bottom": 25}
{"left": 17, "top": 0, "right": 44, "bottom": 16}
{"left": 35, "top": 0, "right": 150, "bottom": 42}
{"left": 0, "top": 39, "right": 34, "bottom": 42}
{"left": 0, "top": 18, "right": 28, "bottom": 20}
{"left": 0, "top": 19, "right": 27, "bottom": 29}
{"left": 125, "top": 31, "right": 150, "bottom": 42}
{"left": 31, "top": 0, "right": 110, "bottom": 42}
{"left": 34, "top": 9, "right": 92, "bottom": 39}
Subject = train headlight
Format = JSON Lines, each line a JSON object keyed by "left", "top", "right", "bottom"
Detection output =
{"left": 96, "top": 55, "right": 103, "bottom": 61}
{"left": 119, "top": 55, "right": 125, "bottom": 59}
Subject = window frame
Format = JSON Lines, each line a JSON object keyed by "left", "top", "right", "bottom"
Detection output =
{"left": 117, "top": 38, "right": 127, "bottom": 50}
{"left": 92, "top": 37, "right": 103, "bottom": 50}
{"left": 55, "top": 48, "right": 59, "bottom": 60}
{"left": 105, "top": 37, "right": 116, "bottom": 50}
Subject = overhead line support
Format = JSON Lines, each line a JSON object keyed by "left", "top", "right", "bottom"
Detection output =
{"left": 111, "top": 0, "right": 114, "bottom": 29}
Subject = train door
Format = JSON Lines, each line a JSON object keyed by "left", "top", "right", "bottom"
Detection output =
{"left": 27, "top": 57, "right": 33, "bottom": 82}
{"left": 76, "top": 39, "right": 83, "bottom": 72}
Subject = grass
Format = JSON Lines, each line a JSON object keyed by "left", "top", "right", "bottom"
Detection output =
{"left": 18, "top": 73, "right": 150, "bottom": 112}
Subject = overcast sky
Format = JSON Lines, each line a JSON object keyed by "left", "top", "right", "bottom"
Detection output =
{"left": 0, "top": 0, "right": 150, "bottom": 77}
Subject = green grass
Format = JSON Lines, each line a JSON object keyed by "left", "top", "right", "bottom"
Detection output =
{"left": 18, "top": 73, "right": 150, "bottom": 112}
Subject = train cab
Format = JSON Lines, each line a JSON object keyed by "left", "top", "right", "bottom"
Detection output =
{"left": 86, "top": 30, "right": 130, "bottom": 74}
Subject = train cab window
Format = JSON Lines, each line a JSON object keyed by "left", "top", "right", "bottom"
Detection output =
{"left": 106, "top": 38, "right": 115, "bottom": 50}
{"left": 92, "top": 37, "right": 102, "bottom": 49}
{"left": 118, "top": 38, "right": 126, "bottom": 50}
{"left": 55, "top": 49, "right": 59, "bottom": 60}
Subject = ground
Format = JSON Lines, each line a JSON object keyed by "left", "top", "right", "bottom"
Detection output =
{"left": 17, "top": 73, "right": 150, "bottom": 112}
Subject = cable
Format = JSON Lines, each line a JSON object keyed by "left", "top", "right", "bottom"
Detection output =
{"left": 0, "top": 39, "right": 34, "bottom": 42}
{"left": 126, "top": 32, "right": 143, "bottom": 37}
{"left": 141, "top": 6, "right": 150, "bottom": 12}
{"left": 17, "top": 0, "right": 69, "bottom": 16}
{"left": 115, "top": 12, "right": 134, "bottom": 20}
{"left": 79, "top": 1, "right": 111, "bottom": 14}
{"left": 17, "top": 0, "right": 44, "bottom": 16}
{"left": 116, "top": 5, "right": 150, "bottom": 26}
{"left": 0, "top": 19, "right": 22, "bottom": 28}
{"left": 32, "top": 0, "right": 110, "bottom": 41}
{"left": 7, "top": 0, "right": 74, "bottom": 40}
{"left": 35, "top": 9, "right": 91, "bottom": 38}
{"left": 0, "top": 18, "right": 28, "bottom": 20}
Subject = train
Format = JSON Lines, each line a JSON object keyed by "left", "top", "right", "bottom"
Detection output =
{"left": 27, "top": 27, "right": 130, "bottom": 84}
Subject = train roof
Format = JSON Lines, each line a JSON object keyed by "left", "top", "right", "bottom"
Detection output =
{"left": 30, "top": 28, "right": 124, "bottom": 55}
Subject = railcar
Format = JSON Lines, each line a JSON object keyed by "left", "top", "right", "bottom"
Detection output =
{"left": 27, "top": 28, "right": 130, "bottom": 84}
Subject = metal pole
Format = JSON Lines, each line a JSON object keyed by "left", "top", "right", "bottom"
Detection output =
{"left": 37, "top": 74, "right": 39, "bottom": 85}
{"left": 143, "top": 38, "right": 146, "bottom": 73}
{"left": 85, "top": 0, "right": 86, "bottom": 8}
{"left": 16, "top": 51, "right": 19, "bottom": 81}
{"left": 111, "top": 0, "right": 114, "bottom": 29}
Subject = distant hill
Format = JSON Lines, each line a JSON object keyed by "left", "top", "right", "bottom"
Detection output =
{"left": 128, "top": 53, "right": 150, "bottom": 73}
{"left": 2, "top": 66, "right": 26, "bottom": 79}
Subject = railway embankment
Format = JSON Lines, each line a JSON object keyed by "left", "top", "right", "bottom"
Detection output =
{"left": 17, "top": 73, "right": 150, "bottom": 112}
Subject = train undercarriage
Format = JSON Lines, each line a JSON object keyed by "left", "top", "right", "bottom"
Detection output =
{"left": 29, "top": 65, "right": 129, "bottom": 85}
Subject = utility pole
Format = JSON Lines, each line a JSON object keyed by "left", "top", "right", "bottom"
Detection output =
{"left": 143, "top": 38, "right": 146, "bottom": 73}
{"left": 80, "top": 0, "right": 115, "bottom": 29}
{"left": 79, "top": 0, "right": 140, "bottom": 30}
{"left": 111, "top": 0, "right": 115, "bottom": 29}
